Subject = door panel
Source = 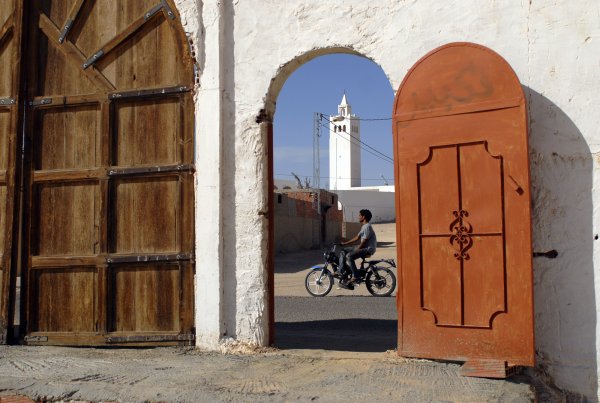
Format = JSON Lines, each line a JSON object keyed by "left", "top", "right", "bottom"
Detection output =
{"left": 23, "top": 0, "right": 195, "bottom": 346}
{"left": 115, "top": 99, "right": 180, "bottom": 166}
{"left": 110, "top": 264, "right": 181, "bottom": 332}
{"left": 36, "top": 106, "right": 100, "bottom": 170}
{"left": 394, "top": 43, "right": 534, "bottom": 367}
{"left": 31, "top": 267, "right": 96, "bottom": 332}
{"left": 34, "top": 183, "right": 99, "bottom": 256}
{"left": 113, "top": 177, "right": 179, "bottom": 254}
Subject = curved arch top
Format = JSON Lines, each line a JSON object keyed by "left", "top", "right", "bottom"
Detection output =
{"left": 394, "top": 42, "right": 525, "bottom": 122}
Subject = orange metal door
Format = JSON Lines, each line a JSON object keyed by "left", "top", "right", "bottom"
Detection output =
{"left": 393, "top": 43, "right": 534, "bottom": 370}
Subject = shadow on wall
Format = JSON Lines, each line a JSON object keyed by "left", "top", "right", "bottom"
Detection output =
{"left": 527, "top": 87, "right": 596, "bottom": 398}
{"left": 222, "top": 0, "right": 238, "bottom": 339}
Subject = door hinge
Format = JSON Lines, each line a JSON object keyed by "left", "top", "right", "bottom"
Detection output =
{"left": 0, "top": 98, "right": 15, "bottom": 105}
{"left": 29, "top": 98, "right": 53, "bottom": 107}
{"left": 24, "top": 335, "right": 48, "bottom": 343}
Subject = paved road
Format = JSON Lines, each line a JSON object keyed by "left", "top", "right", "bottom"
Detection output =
{"left": 274, "top": 223, "right": 399, "bottom": 352}
{"left": 275, "top": 296, "right": 397, "bottom": 352}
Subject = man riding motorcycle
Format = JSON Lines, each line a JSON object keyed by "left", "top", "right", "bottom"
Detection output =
{"left": 338, "top": 209, "right": 377, "bottom": 286}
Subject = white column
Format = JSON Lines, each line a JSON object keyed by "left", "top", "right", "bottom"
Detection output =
{"left": 194, "top": 1, "right": 224, "bottom": 350}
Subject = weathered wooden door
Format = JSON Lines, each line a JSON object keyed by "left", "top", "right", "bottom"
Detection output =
{"left": 22, "top": 0, "right": 195, "bottom": 346}
{"left": 393, "top": 43, "right": 534, "bottom": 372}
{"left": 0, "top": 1, "right": 24, "bottom": 343}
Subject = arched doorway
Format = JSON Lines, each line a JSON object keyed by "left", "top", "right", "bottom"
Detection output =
{"left": 264, "top": 49, "right": 397, "bottom": 349}
{"left": 3, "top": 0, "right": 195, "bottom": 346}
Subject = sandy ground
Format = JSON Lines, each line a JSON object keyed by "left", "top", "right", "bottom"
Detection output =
{"left": 0, "top": 346, "right": 540, "bottom": 402}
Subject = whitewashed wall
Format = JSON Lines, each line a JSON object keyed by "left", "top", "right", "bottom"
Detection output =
{"left": 176, "top": 0, "right": 600, "bottom": 399}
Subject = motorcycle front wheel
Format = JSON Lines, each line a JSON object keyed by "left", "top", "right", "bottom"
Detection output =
{"left": 365, "top": 267, "right": 396, "bottom": 297}
{"left": 305, "top": 268, "right": 334, "bottom": 297}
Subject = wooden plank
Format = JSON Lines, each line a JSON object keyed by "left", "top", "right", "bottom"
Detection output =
{"left": 0, "top": 170, "right": 6, "bottom": 185}
{"left": 24, "top": 333, "right": 105, "bottom": 346}
{"left": 38, "top": 13, "right": 115, "bottom": 92}
{"left": 0, "top": 11, "right": 13, "bottom": 49}
{"left": 31, "top": 255, "right": 104, "bottom": 268}
{"left": 181, "top": 92, "right": 194, "bottom": 164}
{"left": 96, "top": 265, "right": 107, "bottom": 334}
{"left": 98, "top": 102, "right": 110, "bottom": 254}
{"left": 33, "top": 168, "right": 105, "bottom": 183}
{"left": 58, "top": 0, "right": 86, "bottom": 43}
{"left": 161, "top": 0, "right": 195, "bottom": 85}
{"left": 82, "top": 4, "right": 163, "bottom": 70}
{"left": 460, "top": 359, "right": 511, "bottom": 379}
{"left": 26, "top": 336, "right": 187, "bottom": 347}
{"left": 180, "top": 263, "right": 194, "bottom": 333}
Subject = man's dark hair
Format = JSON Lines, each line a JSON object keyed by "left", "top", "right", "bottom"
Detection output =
{"left": 359, "top": 209, "right": 372, "bottom": 222}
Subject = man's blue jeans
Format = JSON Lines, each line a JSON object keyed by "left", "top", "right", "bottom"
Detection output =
{"left": 346, "top": 248, "right": 372, "bottom": 278}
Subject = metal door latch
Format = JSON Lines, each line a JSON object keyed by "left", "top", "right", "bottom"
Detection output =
{"left": 533, "top": 250, "right": 558, "bottom": 259}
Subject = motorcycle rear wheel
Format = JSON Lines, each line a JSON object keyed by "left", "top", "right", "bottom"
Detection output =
{"left": 366, "top": 267, "right": 396, "bottom": 297}
{"left": 305, "top": 268, "right": 334, "bottom": 297}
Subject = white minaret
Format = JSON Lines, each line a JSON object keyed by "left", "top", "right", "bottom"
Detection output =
{"left": 329, "top": 94, "right": 361, "bottom": 190}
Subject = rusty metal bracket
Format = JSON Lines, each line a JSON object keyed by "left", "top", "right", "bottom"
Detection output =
{"left": 106, "top": 253, "right": 193, "bottom": 264}
{"left": 24, "top": 335, "right": 48, "bottom": 343}
{"left": 145, "top": 3, "right": 164, "bottom": 21}
{"left": 58, "top": 18, "right": 74, "bottom": 43}
{"left": 29, "top": 98, "right": 53, "bottom": 107}
{"left": 161, "top": 0, "right": 176, "bottom": 20}
{"left": 105, "top": 333, "right": 195, "bottom": 343}
{"left": 107, "top": 164, "right": 195, "bottom": 177}
{"left": 108, "top": 85, "right": 190, "bottom": 100}
{"left": 145, "top": 1, "right": 176, "bottom": 21}
{"left": 82, "top": 49, "right": 105, "bottom": 70}
{"left": 0, "top": 98, "right": 15, "bottom": 106}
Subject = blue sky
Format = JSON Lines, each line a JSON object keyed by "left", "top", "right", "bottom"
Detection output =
{"left": 273, "top": 54, "right": 395, "bottom": 189}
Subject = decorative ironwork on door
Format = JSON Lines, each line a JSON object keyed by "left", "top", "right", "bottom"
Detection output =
{"left": 417, "top": 141, "right": 506, "bottom": 328}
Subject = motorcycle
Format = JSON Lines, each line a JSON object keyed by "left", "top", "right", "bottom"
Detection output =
{"left": 305, "top": 244, "right": 397, "bottom": 297}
